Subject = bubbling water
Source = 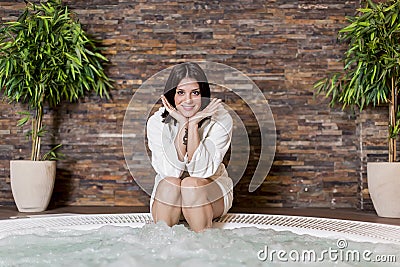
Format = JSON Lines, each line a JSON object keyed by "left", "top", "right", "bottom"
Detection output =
{"left": 0, "top": 222, "right": 398, "bottom": 267}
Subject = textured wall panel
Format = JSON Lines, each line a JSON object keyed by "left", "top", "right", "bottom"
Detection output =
{"left": 1, "top": 0, "right": 380, "bottom": 211}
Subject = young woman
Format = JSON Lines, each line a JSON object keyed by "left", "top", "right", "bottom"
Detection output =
{"left": 146, "top": 62, "right": 233, "bottom": 232}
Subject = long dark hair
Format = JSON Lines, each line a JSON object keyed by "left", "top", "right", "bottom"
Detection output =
{"left": 161, "top": 62, "right": 211, "bottom": 123}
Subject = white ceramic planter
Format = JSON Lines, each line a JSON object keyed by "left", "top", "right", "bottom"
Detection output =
{"left": 10, "top": 160, "right": 56, "bottom": 212}
{"left": 367, "top": 162, "right": 400, "bottom": 218}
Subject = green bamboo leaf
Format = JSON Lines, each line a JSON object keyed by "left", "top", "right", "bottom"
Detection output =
{"left": 17, "top": 116, "right": 30, "bottom": 127}
{"left": 357, "top": 21, "right": 370, "bottom": 27}
{"left": 75, "top": 47, "right": 82, "bottom": 63}
{"left": 339, "top": 23, "right": 357, "bottom": 33}
{"left": 43, "top": 19, "right": 49, "bottom": 34}
{"left": 358, "top": 8, "right": 372, "bottom": 13}
{"left": 89, "top": 64, "right": 101, "bottom": 75}
{"left": 94, "top": 52, "right": 108, "bottom": 61}
{"left": 391, "top": 12, "right": 398, "bottom": 26}
{"left": 70, "top": 63, "right": 76, "bottom": 80}
{"left": 384, "top": 2, "right": 397, "bottom": 12}
{"left": 5, "top": 60, "right": 10, "bottom": 77}
{"left": 82, "top": 79, "right": 89, "bottom": 90}
{"left": 379, "top": 11, "right": 385, "bottom": 20}
{"left": 36, "top": 123, "right": 47, "bottom": 134}
{"left": 65, "top": 52, "right": 82, "bottom": 66}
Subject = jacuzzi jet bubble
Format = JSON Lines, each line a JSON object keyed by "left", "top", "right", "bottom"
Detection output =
{"left": 0, "top": 225, "right": 398, "bottom": 266}
{"left": 0, "top": 214, "right": 399, "bottom": 266}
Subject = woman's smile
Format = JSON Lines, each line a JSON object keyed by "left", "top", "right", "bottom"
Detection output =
{"left": 182, "top": 104, "right": 195, "bottom": 111}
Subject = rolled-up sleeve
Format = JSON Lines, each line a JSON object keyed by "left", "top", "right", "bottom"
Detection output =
{"left": 146, "top": 114, "right": 185, "bottom": 178}
{"left": 186, "top": 111, "right": 233, "bottom": 178}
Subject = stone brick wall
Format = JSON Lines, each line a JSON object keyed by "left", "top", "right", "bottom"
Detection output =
{"left": 1, "top": 0, "right": 383, "bottom": 210}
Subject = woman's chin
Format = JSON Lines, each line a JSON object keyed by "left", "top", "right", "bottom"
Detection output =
{"left": 183, "top": 112, "right": 196, "bottom": 118}
{"left": 178, "top": 109, "right": 199, "bottom": 118}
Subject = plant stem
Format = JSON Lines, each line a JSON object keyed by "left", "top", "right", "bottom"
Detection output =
{"left": 394, "top": 76, "right": 398, "bottom": 162}
{"left": 35, "top": 104, "right": 43, "bottom": 160}
{"left": 30, "top": 115, "right": 36, "bottom": 161}
{"left": 31, "top": 94, "right": 44, "bottom": 161}
{"left": 389, "top": 76, "right": 396, "bottom": 162}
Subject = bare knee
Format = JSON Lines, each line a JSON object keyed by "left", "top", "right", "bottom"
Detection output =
{"left": 155, "top": 177, "right": 182, "bottom": 207}
{"left": 181, "top": 177, "right": 210, "bottom": 208}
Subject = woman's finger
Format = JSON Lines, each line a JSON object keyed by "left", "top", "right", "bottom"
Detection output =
{"left": 205, "top": 99, "right": 222, "bottom": 112}
{"left": 205, "top": 98, "right": 220, "bottom": 109}
{"left": 161, "top": 95, "right": 174, "bottom": 111}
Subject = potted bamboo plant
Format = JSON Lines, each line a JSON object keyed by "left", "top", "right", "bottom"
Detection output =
{"left": 314, "top": 0, "right": 400, "bottom": 217}
{"left": 0, "top": 0, "right": 113, "bottom": 212}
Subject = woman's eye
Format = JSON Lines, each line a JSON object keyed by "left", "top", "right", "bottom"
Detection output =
{"left": 193, "top": 91, "right": 200, "bottom": 96}
{"left": 177, "top": 91, "right": 184, "bottom": 95}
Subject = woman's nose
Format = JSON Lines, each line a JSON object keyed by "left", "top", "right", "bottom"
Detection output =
{"left": 184, "top": 94, "right": 192, "bottom": 103}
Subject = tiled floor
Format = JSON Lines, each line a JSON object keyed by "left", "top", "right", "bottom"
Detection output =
{"left": 0, "top": 206, "right": 400, "bottom": 226}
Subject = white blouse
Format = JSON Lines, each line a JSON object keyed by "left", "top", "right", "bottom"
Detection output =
{"left": 146, "top": 106, "right": 233, "bottom": 180}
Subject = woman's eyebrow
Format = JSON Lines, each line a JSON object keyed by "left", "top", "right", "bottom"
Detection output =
{"left": 176, "top": 87, "right": 200, "bottom": 91}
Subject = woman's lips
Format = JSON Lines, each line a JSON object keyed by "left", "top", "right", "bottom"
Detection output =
{"left": 182, "top": 105, "right": 195, "bottom": 111}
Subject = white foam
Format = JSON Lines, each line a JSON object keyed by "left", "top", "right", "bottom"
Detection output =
{"left": 0, "top": 221, "right": 398, "bottom": 266}
{"left": 0, "top": 213, "right": 399, "bottom": 266}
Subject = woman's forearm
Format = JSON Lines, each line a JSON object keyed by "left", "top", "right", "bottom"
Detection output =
{"left": 187, "top": 121, "right": 200, "bottom": 162}
{"left": 174, "top": 121, "right": 188, "bottom": 161}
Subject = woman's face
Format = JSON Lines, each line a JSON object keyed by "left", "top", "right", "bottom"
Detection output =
{"left": 174, "top": 78, "right": 202, "bottom": 118}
